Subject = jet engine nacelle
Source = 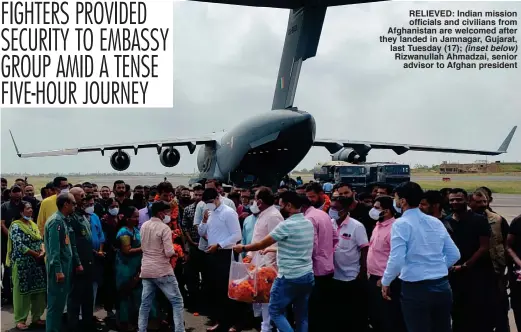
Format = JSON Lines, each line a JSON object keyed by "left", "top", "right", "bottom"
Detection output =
{"left": 331, "top": 148, "right": 367, "bottom": 164}
{"left": 159, "top": 148, "right": 181, "bottom": 167}
{"left": 110, "top": 151, "right": 131, "bottom": 171}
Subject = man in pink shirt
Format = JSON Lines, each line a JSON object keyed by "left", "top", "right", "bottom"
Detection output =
{"left": 138, "top": 201, "right": 185, "bottom": 332}
{"left": 367, "top": 195, "right": 405, "bottom": 332}
{"left": 245, "top": 187, "right": 283, "bottom": 332}
{"left": 300, "top": 195, "right": 338, "bottom": 332}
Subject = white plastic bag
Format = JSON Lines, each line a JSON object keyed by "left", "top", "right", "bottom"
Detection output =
{"left": 227, "top": 252, "right": 278, "bottom": 303}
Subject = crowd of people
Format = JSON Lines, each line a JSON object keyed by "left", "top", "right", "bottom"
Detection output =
{"left": 1, "top": 175, "right": 521, "bottom": 332}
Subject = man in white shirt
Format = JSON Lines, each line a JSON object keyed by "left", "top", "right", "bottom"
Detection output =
{"left": 331, "top": 196, "right": 369, "bottom": 331}
{"left": 198, "top": 188, "right": 242, "bottom": 332}
{"left": 245, "top": 187, "right": 283, "bottom": 332}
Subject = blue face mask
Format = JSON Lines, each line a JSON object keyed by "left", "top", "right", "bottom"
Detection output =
{"left": 23, "top": 216, "right": 31, "bottom": 221}
{"left": 328, "top": 209, "right": 339, "bottom": 220}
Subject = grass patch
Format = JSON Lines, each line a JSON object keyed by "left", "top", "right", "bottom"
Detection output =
{"left": 417, "top": 180, "right": 521, "bottom": 194}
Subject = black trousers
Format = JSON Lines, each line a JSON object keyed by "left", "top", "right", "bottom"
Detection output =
{"left": 510, "top": 272, "right": 521, "bottom": 331}
{"left": 68, "top": 266, "right": 94, "bottom": 331}
{"left": 184, "top": 244, "right": 205, "bottom": 311}
{"left": 368, "top": 275, "right": 406, "bottom": 332}
{"left": 101, "top": 254, "right": 118, "bottom": 314}
{"left": 308, "top": 273, "right": 333, "bottom": 332}
{"left": 206, "top": 249, "right": 242, "bottom": 329}
{"left": 494, "top": 272, "right": 510, "bottom": 332}
{"left": 331, "top": 278, "right": 366, "bottom": 331}
{"left": 450, "top": 269, "right": 497, "bottom": 332}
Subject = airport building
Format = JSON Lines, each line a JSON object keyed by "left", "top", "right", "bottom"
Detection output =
{"left": 439, "top": 161, "right": 521, "bottom": 174}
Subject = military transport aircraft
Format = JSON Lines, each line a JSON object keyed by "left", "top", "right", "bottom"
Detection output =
{"left": 9, "top": 0, "right": 518, "bottom": 187}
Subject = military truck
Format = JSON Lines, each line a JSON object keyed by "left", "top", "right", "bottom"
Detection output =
{"left": 315, "top": 161, "right": 411, "bottom": 190}
{"left": 313, "top": 161, "right": 353, "bottom": 183}
{"left": 363, "top": 162, "right": 411, "bottom": 187}
{"left": 333, "top": 164, "right": 368, "bottom": 190}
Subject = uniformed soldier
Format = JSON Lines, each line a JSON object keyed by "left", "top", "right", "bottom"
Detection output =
{"left": 44, "top": 193, "right": 83, "bottom": 332}
{"left": 67, "top": 187, "right": 95, "bottom": 331}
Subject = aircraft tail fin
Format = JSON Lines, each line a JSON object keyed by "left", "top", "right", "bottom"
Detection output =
{"left": 272, "top": 6, "right": 327, "bottom": 110}
{"left": 497, "top": 126, "right": 517, "bottom": 152}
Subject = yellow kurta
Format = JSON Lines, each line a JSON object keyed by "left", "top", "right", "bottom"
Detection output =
{"left": 37, "top": 194, "right": 58, "bottom": 238}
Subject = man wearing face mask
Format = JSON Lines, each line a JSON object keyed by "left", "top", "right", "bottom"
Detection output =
{"left": 382, "top": 183, "right": 460, "bottom": 332}
{"left": 1, "top": 185, "right": 24, "bottom": 305}
{"left": 139, "top": 201, "right": 185, "bottom": 332}
{"left": 244, "top": 187, "right": 283, "bottom": 332}
{"left": 197, "top": 188, "right": 242, "bottom": 332}
{"left": 233, "top": 191, "right": 314, "bottom": 332}
{"left": 444, "top": 188, "right": 497, "bottom": 332}
{"left": 100, "top": 198, "right": 120, "bottom": 321}
{"left": 83, "top": 195, "right": 106, "bottom": 317}
{"left": 366, "top": 196, "right": 405, "bottom": 332}
{"left": 299, "top": 194, "right": 337, "bottom": 332}
{"left": 330, "top": 196, "right": 369, "bottom": 332}
{"left": 336, "top": 183, "right": 374, "bottom": 239}
{"left": 67, "top": 187, "right": 96, "bottom": 332}
{"left": 177, "top": 187, "right": 193, "bottom": 223}
{"left": 193, "top": 180, "right": 236, "bottom": 256}
{"left": 37, "top": 176, "right": 69, "bottom": 237}
{"left": 469, "top": 190, "right": 509, "bottom": 332}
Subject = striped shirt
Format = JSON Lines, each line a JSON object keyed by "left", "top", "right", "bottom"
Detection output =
{"left": 270, "top": 213, "right": 314, "bottom": 279}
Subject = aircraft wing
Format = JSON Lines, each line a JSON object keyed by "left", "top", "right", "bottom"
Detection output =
{"left": 9, "top": 130, "right": 216, "bottom": 158}
{"left": 314, "top": 126, "right": 518, "bottom": 156}
{"left": 186, "top": 0, "right": 386, "bottom": 9}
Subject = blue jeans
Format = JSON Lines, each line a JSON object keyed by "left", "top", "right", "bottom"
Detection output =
{"left": 269, "top": 273, "right": 314, "bottom": 332}
{"left": 138, "top": 275, "right": 185, "bottom": 332}
{"left": 400, "top": 277, "right": 452, "bottom": 332}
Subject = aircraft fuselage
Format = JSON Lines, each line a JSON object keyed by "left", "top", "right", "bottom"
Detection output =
{"left": 196, "top": 109, "right": 316, "bottom": 186}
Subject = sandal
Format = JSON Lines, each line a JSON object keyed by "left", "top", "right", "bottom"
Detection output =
{"left": 16, "top": 322, "right": 29, "bottom": 330}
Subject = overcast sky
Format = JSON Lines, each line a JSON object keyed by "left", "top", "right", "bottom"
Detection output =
{"left": 1, "top": 0, "right": 520, "bottom": 175}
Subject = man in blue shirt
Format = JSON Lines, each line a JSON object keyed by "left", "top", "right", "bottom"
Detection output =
{"left": 382, "top": 182, "right": 460, "bottom": 332}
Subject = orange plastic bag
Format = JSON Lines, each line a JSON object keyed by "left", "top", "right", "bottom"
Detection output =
{"left": 228, "top": 252, "right": 278, "bottom": 303}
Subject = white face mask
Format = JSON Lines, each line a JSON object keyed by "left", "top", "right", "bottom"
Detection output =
{"left": 60, "top": 188, "right": 70, "bottom": 194}
{"left": 369, "top": 208, "right": 381, "bottom": 221}
{"left": 84, "top": 206, "right": 95, "bottom": 215}
{"left": 108, "top": 208, "right": 119, "bottom": 216}
{"left": 393, "top": 200, "right": 402, "bottom": 214}
{"left": 328, "top": 209, "right": 339, "bottom": 221}
{"left": 206, "top": 203, "right": 216, "bottom": 212}
{"left": 250, "top": 201, "right": 260, "bottom": 214}
{"left": 163, "top": 215, "right": 171, "bottom": 224}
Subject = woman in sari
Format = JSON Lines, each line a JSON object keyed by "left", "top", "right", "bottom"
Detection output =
{"left": 6, "top": 201, "right": 46, "bottom": 330}
{"left": 115, "top": 206, "right": 157, "bottom": 331}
